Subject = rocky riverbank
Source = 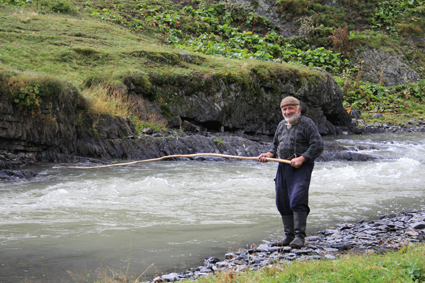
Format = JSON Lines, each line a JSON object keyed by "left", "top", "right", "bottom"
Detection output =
{"left": 3, "top": 120, "right": 425, "bottom": 181}
{"left": 0, "top": 128, "right": 384, "bottom": 181}
{"left": 359, "top": 121, "right": 425, "bottom": 134}
{"left": 2, "top": 66, "right": 424, "bottom": 181}
{"left": 150, "top": 210, "right": 425, "bottom": 282}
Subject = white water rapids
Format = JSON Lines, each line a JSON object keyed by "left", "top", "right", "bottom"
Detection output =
{"left": 1, "top": 132, "right": 425, "bottom": 282}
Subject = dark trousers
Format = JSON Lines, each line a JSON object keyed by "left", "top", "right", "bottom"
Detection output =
{"left": 274, "top": 161, "right": 314, "bottom": 216}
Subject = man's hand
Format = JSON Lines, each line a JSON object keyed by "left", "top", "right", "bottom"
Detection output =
{"left": 290, "top": 156, "right": 307, "bottom": 168}
{"left": 258, "top": 152, "right": 274, "bottom": 163}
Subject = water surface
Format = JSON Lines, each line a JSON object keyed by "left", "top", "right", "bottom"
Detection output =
{"left": 1, "top": 132, "right": 424, "bottom": 282}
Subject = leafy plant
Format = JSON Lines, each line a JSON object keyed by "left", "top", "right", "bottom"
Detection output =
{"left": 214, "top": 137, "right": 223, "bottom": 145}
{"left": 8, "top": 79, "right": 44, "bottom": 113}
{"left": 371, "top": 0, "right": 424, "bottom": 36}
{"left": 38, "top": 0, "right": 78, "bottom": 15}
{"left": 7, "top": 76, "right": 53, "bottom": 115}
{"left": 81, "top": 1, "right": 349, "bottom": 72}
{"left": 340, "top": 77, "right": 425, "bottom": 113}
{"left": 0, "top": 0, "right": 26, "bottom": 5}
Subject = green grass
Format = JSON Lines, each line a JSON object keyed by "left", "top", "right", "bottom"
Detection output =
{"left": 72, "top": 244, "right": 425, "bottom": 282}
{"left": 0, "top": 3, "right": 326, "bottom": 86}
{"left": 0, "top": 2, "right": 327, "bottom": 131}
{"left": 0, "top": 6, "right": 158, "bottom": 86}
{"left": 361, "top": 101, "right": 425, "bottom": 126}
{"left": 1, "top": 0, "right": 424, "bottom": 128}
{"left": 189, "top": 244, "right": 425, "bottom": 283}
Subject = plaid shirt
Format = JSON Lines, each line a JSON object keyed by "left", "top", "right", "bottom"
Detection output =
{"left": 269, "top": 115, "right": 324, "bottom": 161}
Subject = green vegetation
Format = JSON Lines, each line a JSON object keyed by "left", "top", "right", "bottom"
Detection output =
{"left": 0, "top": 0, "right": 424, "bottom": 127}
{"left": 189, "top": 244, "right": 425, "bottom": 283}
{"left": 0, "top": 69, "right": 84, "bottom": 116}
{"left": 1, "top": 2, "right": 425, "bottom": 281}
{"left": 83, "top": 0, "right": 349, "bottom": 73}
{"left": 338, "top": 77, "right": 425, "bottom": 113}
{"left": 68, "top": 244, "right": 425, "bottom": 282}
{"left": 214, "top": 137, "right": 224, "bottom": 145}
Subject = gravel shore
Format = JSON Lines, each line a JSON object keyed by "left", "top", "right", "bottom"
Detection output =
{"left": 150, "top": 209, "right": 425, "bottom": 282}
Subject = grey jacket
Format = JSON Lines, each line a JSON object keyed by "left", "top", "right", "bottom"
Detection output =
{"left": 269, "top": 116, "right": 324, "bottom": 161}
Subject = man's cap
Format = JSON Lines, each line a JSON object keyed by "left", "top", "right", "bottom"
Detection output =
{"left": 280, "top": 96, "right": 300, "bottom": 108}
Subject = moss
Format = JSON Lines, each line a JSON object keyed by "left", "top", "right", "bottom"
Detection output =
{"left": 250, "top": 0, "right": 259, "bottom": 10}
{"left": 91, "top": 128, "right": 100, "bottom": 138}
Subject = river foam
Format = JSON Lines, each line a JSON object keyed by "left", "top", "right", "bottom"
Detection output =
{"left": 0, "top": 132, "right": 424, "bottom": 282}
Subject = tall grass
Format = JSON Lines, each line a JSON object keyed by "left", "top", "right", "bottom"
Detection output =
{"left": 82, "top": 84, "right": 168, "bottom": 132}
{"left": 83, "top": 84, "right": 133, "bottom": 117}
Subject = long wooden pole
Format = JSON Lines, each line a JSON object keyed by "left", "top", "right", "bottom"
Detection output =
{"left": 52, "top": 153, "right": 290, "bottom": 169}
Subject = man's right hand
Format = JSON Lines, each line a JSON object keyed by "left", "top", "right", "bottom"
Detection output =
{"left": 258, "top": 152, "right": 274, "bottom": 163}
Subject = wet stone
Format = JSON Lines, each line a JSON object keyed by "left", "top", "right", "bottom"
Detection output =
{"left": 394, "top": 221, "right": 405, "bottom": 227}
{"left": 285, "top": 253, "right": 297, "bottom": 260}
{"left": 269, "top": 246, "right": 291, "bottom": 253}
{"left": 216, "top": 261, "right": 228, "bottom": 268}
{"left": 251, "top": 256, "right": 265, "bottom": 264}
{"left": 256, "top": 244, "right": 270, "bottom": 252}
{"left": 324, "top": 248, "right": 339, "bottom": 253}
{"left": 260, "top": 259, "right": 271, "bottom": 266}
{"left": 292, "top": 249, "right": 313, "bottom": 255}
{"left": 412, "top": 222, "right": 425, "bottom": 230}
{"left": 161, "top": 273, "right": 180, "bottom": 282}
{"left": 323, "top": 229, "right": 338, "bottom": 236}
{"left": 343, "top": 235, "right": 355, "bottom": 240}
{"left": 306, "top": 235, "right": 322, "bottom": 241}
{"left": 224, "top": 253, "right": 236, "bottom": 259}
{"left": 204, "top": 257, "right": 220, "bottom": 264}
{"left": 235, "top": 264, "right": 247, "bottom": 272}
{"left": 237, "top": 248, "right": 248, "bottom": 254}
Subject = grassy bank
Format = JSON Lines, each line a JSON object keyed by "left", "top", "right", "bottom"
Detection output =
{"left": 74, "top": 244, "right": 425, "bottom": 282}
{"left": 191, "top": 244, "right": 425, "bottom": 283}
{"left": 1, "top": 0, "right": 425, "bottom": 129}
{"left": 0, "top": 1, "right": 328, "bottom": 132}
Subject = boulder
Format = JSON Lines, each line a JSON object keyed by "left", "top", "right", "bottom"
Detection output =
{"left": 353, "top": 47, "right": 420, "bottom": 86}
{"left": 131, "top": 66, "right": 355, "bottom": 136}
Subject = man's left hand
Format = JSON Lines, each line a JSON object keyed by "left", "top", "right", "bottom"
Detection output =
{"left": 290, "top": 156, "right": 307, "bottom": 168}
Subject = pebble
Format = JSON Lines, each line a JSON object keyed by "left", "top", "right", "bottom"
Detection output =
{"left": 148, "top": 210, "right": 425, "bottom": 282}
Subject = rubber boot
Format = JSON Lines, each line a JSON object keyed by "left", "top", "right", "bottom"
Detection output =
{"left": 289, "top": 211, "right": 308, "bottom": 248}
{"left": 270, "top": 215, "right": 294, "bottom": 246}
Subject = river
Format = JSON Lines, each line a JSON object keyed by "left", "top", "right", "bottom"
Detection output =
{"left": 1, "top": 132, "right": 424, "bottom": 282}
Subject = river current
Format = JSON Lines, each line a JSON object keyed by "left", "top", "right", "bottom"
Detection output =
{"left": 1, "top": 132, "right": 425, "bottom": 282}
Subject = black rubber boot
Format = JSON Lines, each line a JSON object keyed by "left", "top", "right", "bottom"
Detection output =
{"left": 289, "top": 211, "right": 308, "bottom": 248}
{"left": 270, "top": 215, "right": 294, "bottom": 246}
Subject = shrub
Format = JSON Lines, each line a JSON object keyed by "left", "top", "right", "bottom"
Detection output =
{"left": 39, "top": 0, "right": 78, "bottom": 15}
{"left": 3, "top": 72, "right": 84, "bottom": 116}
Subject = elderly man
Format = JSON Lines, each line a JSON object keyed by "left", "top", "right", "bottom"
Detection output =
{"left": 258, "top": 96, "right": 324, "bottom": 247}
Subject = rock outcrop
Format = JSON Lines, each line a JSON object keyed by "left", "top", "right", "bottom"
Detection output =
{"left": 1, "top": 61, "right": 359, "bottom": 168}
{"left": 354, "top": 47, "right": 421, "bottom": 86}
{"left": 0, "top": 58, "right": 389, "bottom": 172}
{"left": 128, "top": 64, "right": 355, "bottom": 136}
{"left": 223, "top": 1, "right": 422, "bottom": 88}
{"left": 0, "top": 84, "right": 374, "bottom": 168}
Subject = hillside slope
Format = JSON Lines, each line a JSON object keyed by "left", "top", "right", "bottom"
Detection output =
{"left": 1, "top": 0, "right": 425, "bottom": 141}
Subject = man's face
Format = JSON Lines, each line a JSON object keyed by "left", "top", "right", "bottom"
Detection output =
{"left": 281, "top": 105, "right": 300, "bottom": 119}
